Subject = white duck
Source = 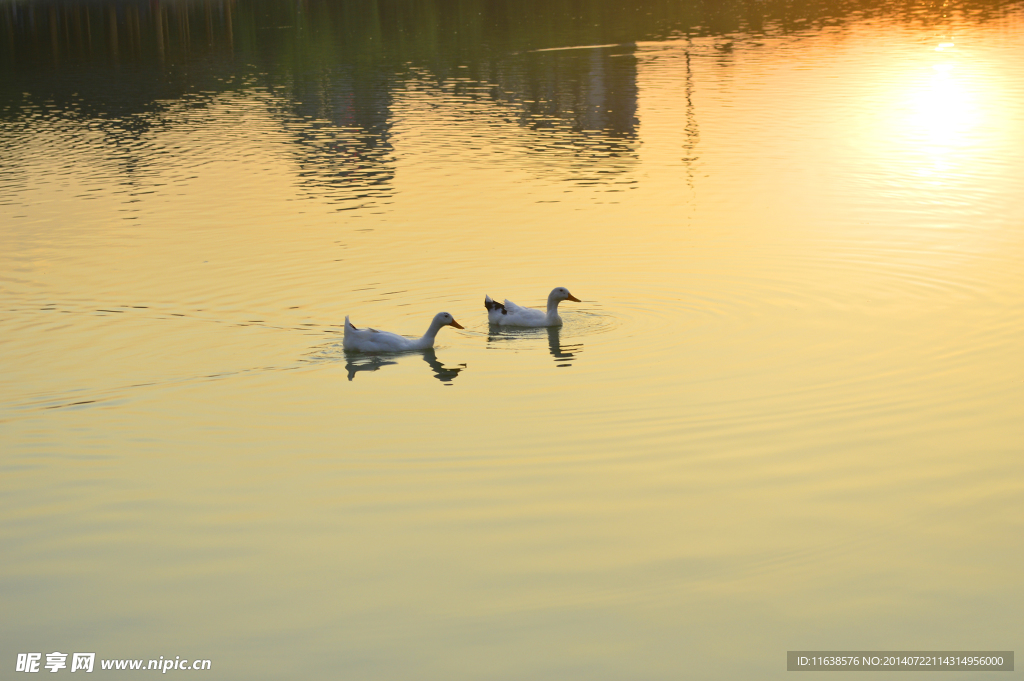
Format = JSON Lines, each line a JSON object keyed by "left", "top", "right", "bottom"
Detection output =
{"left": 484, "top": 287, "right": 581, "bottom": 327}
{"left": 343, "top": 312, "right": 463, "bottom": 352}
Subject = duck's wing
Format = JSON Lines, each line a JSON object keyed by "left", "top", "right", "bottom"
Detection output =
{"left": 372, "top": 329, "right": 419, "bottom": 351}
{"left": 345, "top": 317, "right": 411, "bottom": 351}
{"left": 345, "top": 316, "right": 367, "bottom": 338}
{"left": 502, "top": 298, "right": 530, "bottom": 314}
{"left": 503, "top": 299, "right": 547, "bottom": 323}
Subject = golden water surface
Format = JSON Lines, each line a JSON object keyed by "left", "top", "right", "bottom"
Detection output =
{"left": 2, "top": 1, "right": 1023, "bottom": 678}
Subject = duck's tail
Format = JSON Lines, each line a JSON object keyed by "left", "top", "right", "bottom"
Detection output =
{"left": 484, "top": 295, "right": 506, "bottom": 314}
{"left": 345, "top": 315, "right": 357, "bottom": 332}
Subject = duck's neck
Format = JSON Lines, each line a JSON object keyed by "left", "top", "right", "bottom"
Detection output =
{"left": 546, "top": 294, "right": 563, "bottom": 323}
{"left": 419, "top": 319, "right": 446, "bottom": 346}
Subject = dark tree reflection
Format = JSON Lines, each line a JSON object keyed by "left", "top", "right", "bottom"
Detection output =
{"left": 2, "top": 0, "right": 1018, "bottom": 202}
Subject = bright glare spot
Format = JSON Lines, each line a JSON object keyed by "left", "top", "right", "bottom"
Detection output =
{"left": 936, "top": 42, "right": 956, "bottom": 51}
{"left": 907, "top": 64, "right": 976, "bottom": 151}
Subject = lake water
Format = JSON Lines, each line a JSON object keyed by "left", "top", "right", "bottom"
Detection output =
{"left": 2, "top": 1, "right": 1023, "bottom": 678}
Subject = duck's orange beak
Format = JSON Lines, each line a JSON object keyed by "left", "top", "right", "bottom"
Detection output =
{"left": 450, "top": 319, "right": 464, "bottom": 329}
{"left": 567, "top": 294, "right": 581, "bottom": 302}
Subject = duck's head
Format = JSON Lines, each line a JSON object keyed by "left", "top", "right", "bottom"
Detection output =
{"left": 551, "top": 287, "right": 581, "bottom": 303}
{"left": 434, "top": 312, "right": 464, "bottom": 329}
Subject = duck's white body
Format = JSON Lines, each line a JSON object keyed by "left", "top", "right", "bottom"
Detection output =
{"left": 484, "top": 287, "right": 580, "bottom": 327}
{"left": 343, "top": 312, "right": 463, "bottom": 352}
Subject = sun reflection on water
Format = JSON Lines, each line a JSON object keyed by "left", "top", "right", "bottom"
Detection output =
{"left": 905, "top": 43, "right": 980, "bottom": 168}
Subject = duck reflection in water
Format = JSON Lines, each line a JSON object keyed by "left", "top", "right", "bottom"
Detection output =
{"left": 344, "top": 348, "right": 465, "bottom": 384}
{"left": 547, "top": 326, "right": 583, "bottom": 367}
{"left": 486, "top": 326, "right": 583, "bottom": 367}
